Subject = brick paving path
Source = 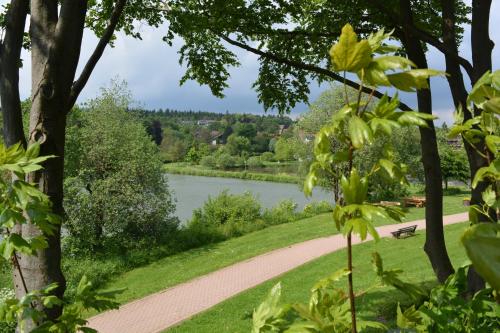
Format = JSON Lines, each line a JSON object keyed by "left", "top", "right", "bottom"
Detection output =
{"left": 88, "top": 212, "right": 468, "bottom": 333}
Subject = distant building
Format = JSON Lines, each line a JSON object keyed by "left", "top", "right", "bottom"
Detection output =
{"left": 210, "top": 131, "right": 224, "bottom": 146}
{"left": 197, "top": 119, "right": 217, "bottom": 126}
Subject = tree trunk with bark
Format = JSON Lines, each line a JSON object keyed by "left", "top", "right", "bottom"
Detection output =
{"left": 0, "top": 0, "right": 126, "bottom": 328}
{"left": 440, "top": 0, "right": 495, "bottom": 293}
{"left": 399, "top": 0, "right": 455, "bottom": 283}
{"left": 0, "top": 0, "right": 28, "bottom": 148}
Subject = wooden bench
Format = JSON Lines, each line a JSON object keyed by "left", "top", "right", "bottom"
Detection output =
{"left": 403, "top": 197, "right": 426, "bottom": 208}
{"left": 378, "top": 201, "right": 401, "bottom": 207}
{"left": 391, "top": 225, "right": 417, "bottom": 239}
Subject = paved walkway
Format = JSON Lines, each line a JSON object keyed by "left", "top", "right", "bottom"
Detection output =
{"left": 88, "top": 212, "right": 468, "bottom": 333}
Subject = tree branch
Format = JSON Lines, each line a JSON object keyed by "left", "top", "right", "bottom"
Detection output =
{"left": 54, "top": 0, "right": 88, "bottom": 102}
{"left": 0, "top": 0, "right": 29, "bottom": 147}
{"left": 67, "top": 0, "right": 127, "bottom": 110}
{"left": 218, "top": 33, "right": 413, "bottom": 112}
{"left": 372, "top": 0, "right": 474, "bottom": 79}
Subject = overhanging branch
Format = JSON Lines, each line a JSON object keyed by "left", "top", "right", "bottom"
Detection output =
{"left": 218, "top": 33, "right": 413, "bottom": 112}
{"left": 372, "top": 0, "right": 474, "bottom": 79}
{"left": 67, "top": 0, "right": 127, "bottom": 110}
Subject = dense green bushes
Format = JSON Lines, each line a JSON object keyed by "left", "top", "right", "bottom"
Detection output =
{"left": 189, "top": 191, "right": 265, "bottom": 237}
{"left": 187, "top": 191, "right": 334, "bottom": 239}
{"left": 64, "top": 82, "right": 178, "bottom": 254}
{"left": 0, "top": 288, "right": 15, "bottom": 333}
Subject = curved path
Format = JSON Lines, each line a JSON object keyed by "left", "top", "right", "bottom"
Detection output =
{"left": 88, "top": 212, "right": 468, "bottom": 333}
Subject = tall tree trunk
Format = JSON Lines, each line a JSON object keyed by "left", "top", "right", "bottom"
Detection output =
{"left": 441, "top": 0, "right": 495, "bottom": 293}
{"left": 1, "top": 0, "right": 123, "bottom": 328}
{"left": 12, "top": 1, "right": 67, "bottom": 325}
{"left": 466, "top": 0, "right": 495, "bottom": 294}
{"left": 400, "top": 0, "right": 454, "bottom": 283}
{"left": 12, "top": 0, "right": 87, "bottom": 326}
{"left": 0, "top": 0, "right": 28, "bottom": 147}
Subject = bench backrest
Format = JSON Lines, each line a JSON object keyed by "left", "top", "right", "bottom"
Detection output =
{"left": 399, "top": 225, "right": 417, "bottom": 232}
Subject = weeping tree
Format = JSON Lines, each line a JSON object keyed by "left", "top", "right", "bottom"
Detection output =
{"left": 0, "top": 0, "right": 168, "bottom": 326}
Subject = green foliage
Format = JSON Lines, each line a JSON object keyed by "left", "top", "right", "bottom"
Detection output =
{"left": 64, "top": 82, "right": 178, "bottom": 253}
{"left": 225, "top": 134, "right": 251, "bottom": 156}
{"left": 247, "top": 156, "right": 264, "bottom": 168}
{"left": 0, "top": 142, "right": 122, "bottom": 332}
{"left": 164, "top": 163, "right": 300, "bottom": 184}
{"left": 185, "top": 146, "right": 202, "bottom": 164}
{"left": 200, "top": 155, "right": 217, "bottom": 168}
{"left": 396, "top": 267, "right": 499, "bottom": 332}
{"left": 0, "top": 142, "right": 60, "bottom": 260}
{"left": 260, "top": 152, "right": 275, "bottom": 162}
{"left": 0, "top": 288, "right": 15, "bottom": 333}
{"left": 450, "top": 70, "right": 500, "bottom": 292}
{"left": 254, "top": 24, "right": 443, "bottom": 332}
{"left": 274, "top": 137, "right": 299, "bottom": 161}
{"left": 215, "top": 153, "right": 239, "bottom": 169}
{"left": 252, "top": 267, "right": 387, "bottom": 332}
{"left": 262, "top": 200, "right": 298, "bottom": 226}
{"left": 0, "top": 276, "right": 122, "bottom": 333}
{"left": 188, "top": 191, "right": 264, "bottom": 238}
{"left": 302, "top": 201, "right": 334, "bottom": 217}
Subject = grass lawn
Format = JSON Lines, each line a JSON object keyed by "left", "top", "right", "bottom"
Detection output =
{"left": 102, "top": 193, "right": 469, "bottom": 306}
{"left": 166, "top": 222, "right": 470, "bottom": 333}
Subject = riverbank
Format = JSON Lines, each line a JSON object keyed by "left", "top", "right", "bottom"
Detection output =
{"left": 95, "top": 193, "right": 468, "bottom": 308}
{"left": 164, "top": 163, "right": 301, "bottom": 184}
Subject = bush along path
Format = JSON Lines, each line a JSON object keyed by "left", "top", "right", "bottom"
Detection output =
{"left": 87, "top": 212, "right": 468, "bottom": 333}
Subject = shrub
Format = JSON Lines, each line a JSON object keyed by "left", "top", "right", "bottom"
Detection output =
{"left": 187, "top": 191, "right": 264, "bottom": 237}
{"left": 368, "top": 179, "right": 410, "bottom": 202}
{"left": 216, "top": 153, "right": 238, "bottom": 169}
{"left": 260, "top": 151, "right": 275, "bottom": 162}
{"left": 302, "top": 200, "right": 334, "bottom": 217}
{"left": 247, "top": 156, "right": 264, "bottom": 168}
{"left": 64, "top": 85, "right": 178, "bottom": 254}
{"left": 0, "top": 288, "right": 15, "bottom": 333}
{"left": 263, "top": 199, "right": 298, "bottom": 225}
{"left": 200, "top": 155, "right": 217, "bottom": 168}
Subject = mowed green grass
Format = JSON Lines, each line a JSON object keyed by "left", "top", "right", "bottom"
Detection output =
{"left": 102, "top": 194, "right": 468, "bottom": 306}
{"left": 166, "top": 222, "right": 470, "bottom": 333}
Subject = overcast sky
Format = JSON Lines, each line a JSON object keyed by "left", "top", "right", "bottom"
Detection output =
{"left": 14, "top": 2, "right": 500, "bottom": 125}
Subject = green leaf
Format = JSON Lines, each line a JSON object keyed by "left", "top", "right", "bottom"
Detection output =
{"left": 394, "top": 111, "right": 435, "bottom": 127}
{"left": 303, "top": 162, "right": 320, "bottom": 197}
{"left": 387, "top": 69, "right": 445, "bottom": 91}
{"left": 485, "top": 135, "right": 500, "bottom": 154}
{"left": 461, "top": 223, "right": 500, "bottom": 291}
{"left": 483, "top": 97, "right": 500, "bottom": 114}
{"left": 341, "top": 169, "right": 368, "bottom": 204}
{"left": 25, "top": 142, "right": 40, "bottom": 160}
{"left": 372, "top": 56, "right": 415, "bottom": 71}
{"left": 472, "top": 160, "right": 500, "bottom": 188}
{"left": 311, "top": 268, "right": 350, "bottom": 291}
{"left": 329, "top": 24, "right": 372, "bottom": 72}
{"left": 349, "top": 116, "right": 373, "bottom": 148}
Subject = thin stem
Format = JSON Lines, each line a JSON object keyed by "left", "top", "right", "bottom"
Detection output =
{"left": 362, "top": 88, "right": 376, "bottom": 114}
{"left": 356, "top": 73, "right": 364, "bottom": 115}
{"left": 347, "top": 232, "right": 357, "bottom": 333}
{"left": 343, "top": 71, "right": 350, "bottom": 105}
{"left": 346, "top": 142, "right": 356, "bottom": 332}
{"left": 5, "top": 228, "right": 30, "bottom": 296}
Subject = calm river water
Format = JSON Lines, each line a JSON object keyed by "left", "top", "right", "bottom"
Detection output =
{"left": 166, "top": 174, "right": 333, "bottom": 222}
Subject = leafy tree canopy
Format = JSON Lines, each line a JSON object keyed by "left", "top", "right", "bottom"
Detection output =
{"left": 164, "top": 0, "right": 470, "bottom": 112}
